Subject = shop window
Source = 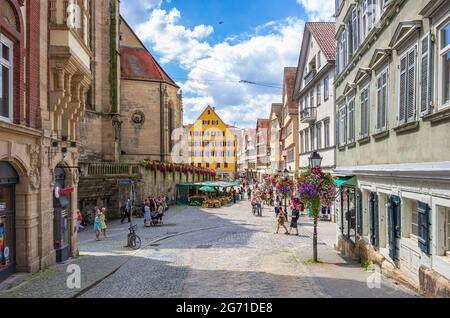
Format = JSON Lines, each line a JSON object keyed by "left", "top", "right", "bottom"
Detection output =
{"left": 0, "top": 187, "right": 14, "bottom": 272}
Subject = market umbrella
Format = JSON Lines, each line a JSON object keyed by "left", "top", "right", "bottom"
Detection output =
{"left": 199, "top": 186, "right": 216, "bottom": 193}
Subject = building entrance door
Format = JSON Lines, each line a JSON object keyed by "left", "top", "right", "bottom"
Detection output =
{"left": 369, "top": 192, "right": 379, "bottom": 248}
{"left": 388, "top": 195, "right": 401, "bottom": 261}
{"left": 53, "top": 166, "right": 70, "bottom": 263}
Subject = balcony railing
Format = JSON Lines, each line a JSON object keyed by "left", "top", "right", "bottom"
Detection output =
{"left": 300, "top": 107, "right": 317, "bottom": 123}
{"left": 304, "top": 69, "right": 317, "bottom": 86}
{"left": 80, "top": 162, "right": 140, "bottom": 178}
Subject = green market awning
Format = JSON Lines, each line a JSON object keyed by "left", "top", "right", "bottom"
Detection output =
{"left": 199, "top": 186, "right": 216, "bottom": 193}
{"left": 334, "top": 176, "right": 356, "bottom": 187}
{"left": 176, "top": 181, "right": 240, "bottom": 188}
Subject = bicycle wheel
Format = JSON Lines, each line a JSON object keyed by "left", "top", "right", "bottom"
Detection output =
{"left": 128, "top": 234, "right": 141, "bottom": 250}
{"left": 134, "top": 235, "right": 141, "bottom": 249}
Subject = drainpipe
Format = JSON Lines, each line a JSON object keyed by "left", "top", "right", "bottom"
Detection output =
{"left": 160, "top": 83, "right": 164, "bottom": 162}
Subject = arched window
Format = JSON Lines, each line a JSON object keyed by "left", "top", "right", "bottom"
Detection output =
{"left": 168, "top": 105, "right": 174, "bottom": 151}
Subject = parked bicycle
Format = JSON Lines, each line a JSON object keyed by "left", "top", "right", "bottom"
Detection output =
{"left": 127, "top": 224, "right": 141, "bottom": 250}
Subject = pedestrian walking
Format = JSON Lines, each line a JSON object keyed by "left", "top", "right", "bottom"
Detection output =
{"left": 274, "top": 199, "right": 280, "bottom": 217}
{"left": 144, "top": 202, "right": 151, "bottom": 227}
{"left": 75, "top": 210, "right": 85, "bottom": 232}
{"left": 94, "top": 210, "right": 103, "bottom": 241}
{"left": 276, "top": 207, "right": 289, "bottom": 235}
{"left": 121, "top": 198, "right": 132, "bottom": 224}
{"left": 289, "top": 207, "right": 300, "bottom": 236}
{"left": 100, "top": 208, "right": 108, "bottom": 238}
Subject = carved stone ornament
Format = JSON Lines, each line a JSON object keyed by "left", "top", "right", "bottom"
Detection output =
{"left": 28, "top": 145, "right": 41, "bottom": 190}
{"left": 72, "top": 168, "right": 80, "bottom": 185}
{"left": 131, "top": 111, "right": 145, "bottom": 126}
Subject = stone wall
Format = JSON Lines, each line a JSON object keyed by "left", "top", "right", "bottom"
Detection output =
{"left": 78, "top": 164, "right": 212, "bottom": 219}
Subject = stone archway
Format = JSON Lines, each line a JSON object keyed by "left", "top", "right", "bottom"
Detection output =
{"left": 0, "top": 157, "right": 42, "bottom": 274}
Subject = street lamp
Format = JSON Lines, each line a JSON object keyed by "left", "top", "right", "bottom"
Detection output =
{"left": 283, "top": 168, "right": 289, "bottom": 221}
{"left": 309, "top": 151, "right": 323, "bottom": 169}
{"left": 308, "top": 151, "right": 322, "bottom": 262}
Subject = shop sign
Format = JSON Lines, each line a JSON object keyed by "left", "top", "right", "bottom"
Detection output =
{"left": 117, "top": 179, "right": 133, "bottom": 185}
{"left": 60, "top": 187, "right": 75, "bottom": 195}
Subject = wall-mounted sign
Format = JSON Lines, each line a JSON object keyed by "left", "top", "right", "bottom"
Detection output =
{"left": 60, "top": 187, "right": 75, "bottom": 195}
{"left": 117, "top": 179, "right": 133, "bottom": 185}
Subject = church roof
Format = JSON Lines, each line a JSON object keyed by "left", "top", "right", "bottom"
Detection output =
{"left": 121, "top": 46, "right": 178, "bottom": 87}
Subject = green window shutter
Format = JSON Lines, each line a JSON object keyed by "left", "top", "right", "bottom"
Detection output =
{"left": 418, "top": 202, "right": 431, "bottom": 254}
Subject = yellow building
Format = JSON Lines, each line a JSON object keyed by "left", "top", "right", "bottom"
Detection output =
{"left": 187, "top": 106, "right": 237, "bottom": 180}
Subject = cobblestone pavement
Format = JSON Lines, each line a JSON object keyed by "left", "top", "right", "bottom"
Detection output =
{"left": 0, "top": 201, "right": 420, "bottom": 298}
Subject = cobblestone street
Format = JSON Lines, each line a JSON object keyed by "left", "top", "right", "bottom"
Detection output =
{"left": 0, "top": 200, "right": 420, "bottom": 298}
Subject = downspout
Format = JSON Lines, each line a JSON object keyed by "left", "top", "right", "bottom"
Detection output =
{"left": 160, "top": 83, "right": 164, "bottom": 162}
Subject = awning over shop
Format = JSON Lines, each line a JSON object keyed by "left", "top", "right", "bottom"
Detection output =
{"left": 334, "top": 176, "right": 356, "bottom": 187}
{"left": 176, "top": 181, "right": 240, "bottom": 188}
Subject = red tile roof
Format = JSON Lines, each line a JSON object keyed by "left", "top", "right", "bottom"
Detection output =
{"left": 256, "top": 119, "right": 270, "bottom": 130}
{"left": 283, "top": 67, "right": 298, "bottom": 114}
{"left": 306, "top": 22, "right": 336, "bottom": 61}
{"left": 121, "top": 46, "right": 178, "bottom": 87}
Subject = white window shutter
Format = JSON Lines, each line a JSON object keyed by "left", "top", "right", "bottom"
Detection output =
{"left": 399, "top": 56, "right": 408, "bottom": 123}
{"left": 407, "top": 48, "right": 417, "bottom": 121}
{"left": 420, "top": 33, "right": 433, "bottom": 116}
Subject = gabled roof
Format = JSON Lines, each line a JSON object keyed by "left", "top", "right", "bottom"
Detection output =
{"left": 121, "top": 46, "right": 178, "bottom": 87}
{"left": 256, "top": 119, "right": 270, "bottom": 130}
{"left": 269, "top": 103, "right": 283, "bottom": 122}
{"left": 283, "top": 67, "right": 298, "bottom": 114}
{"left": 190, "top": 105, "right": 232, "bottom": 132}
{"left": 306, "top": 22, "right": 336, "bottom": 62}
{"left": 294, "top": 22, "right": 335, "bottom": 99}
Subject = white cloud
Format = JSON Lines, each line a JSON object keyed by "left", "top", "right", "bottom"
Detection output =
{"left": 132, "top": 8, "right": 304, "bottom": 128}
{"left": 296, "top": 0, "right": 335, "bottom": 21}
{"left": 120, "top": 0, "right": 165, "bottom": 26}
{"left": 136, "top": 8, "right": 214, "bottom": 67}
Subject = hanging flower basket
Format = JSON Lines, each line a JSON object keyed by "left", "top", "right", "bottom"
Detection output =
{"left": 297, "top": 167, "right": 337, "bottom": 217}
{"left": 175, "top": 165, "right": 181, "bottom": 172}
{"left": 276, "top": 177, "right": 295, "bottom": 196}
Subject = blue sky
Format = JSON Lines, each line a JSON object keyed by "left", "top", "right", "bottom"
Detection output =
{"left": 121, "top": 0, "right": 335, "bottom": 128}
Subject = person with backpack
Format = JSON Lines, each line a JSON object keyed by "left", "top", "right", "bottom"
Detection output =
{"left": 276, "top": 206, "right": 289, "bottom": 235}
